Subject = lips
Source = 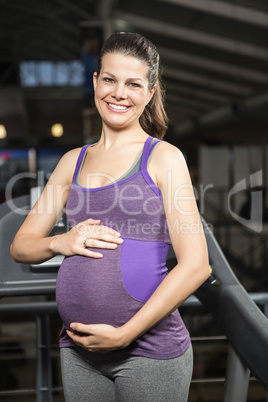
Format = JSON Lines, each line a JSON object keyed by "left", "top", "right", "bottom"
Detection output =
{"left": 107, "top": 103, "right": 130, "bottom": 112}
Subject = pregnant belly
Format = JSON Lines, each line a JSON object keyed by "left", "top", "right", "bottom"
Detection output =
{"left": 56, "top": 252, "right": 143, "bottom": 328}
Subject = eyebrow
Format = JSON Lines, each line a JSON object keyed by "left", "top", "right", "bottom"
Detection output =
{"left": 102, "top": 72, "right": 144, "bottom": 82}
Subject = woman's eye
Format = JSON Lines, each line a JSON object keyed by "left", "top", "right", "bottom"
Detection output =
{"left": 103, "top": 77, "right": 114, "bottom": 83}
{"left": 129, "top": 83, "right": 141, "bottom": 88}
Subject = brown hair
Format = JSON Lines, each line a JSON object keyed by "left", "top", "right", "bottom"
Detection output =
{"left": 96, "top": 32, "right": 168, "bottom": 139}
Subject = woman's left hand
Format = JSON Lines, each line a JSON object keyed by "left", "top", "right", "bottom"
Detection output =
{"left": 66, "top": 323, "right": 128, "bottom": 353}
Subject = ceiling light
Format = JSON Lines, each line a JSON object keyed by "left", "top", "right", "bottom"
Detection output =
{"left": 51, "top": 124, "right": 63, "bottom": 137}
{"left": 0, "top": 125, "right": 7, "bottom": 139}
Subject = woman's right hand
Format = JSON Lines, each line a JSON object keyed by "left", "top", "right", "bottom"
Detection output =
{"left": 51, "top": 218, "right": 123, "bottom": 258}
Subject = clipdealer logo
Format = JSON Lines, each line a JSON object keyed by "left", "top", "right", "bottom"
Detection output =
{"left": 4, "top": 169, "right": 265, "bottom": 235}
{"left": 228, "top": 170, "right": 263, "bottom": 233}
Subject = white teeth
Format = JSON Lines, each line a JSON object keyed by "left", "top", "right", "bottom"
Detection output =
{"left": 108, "top": 103, "right": 128, "bottom": 110}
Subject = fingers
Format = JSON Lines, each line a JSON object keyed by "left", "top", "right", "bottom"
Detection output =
{"left": 85, "top": 237, "right": 123, "bottom": 249}
{"left": 66, "top": 323, "right": 124, "bottom": 353}
{"left": 76, "top": 220, "right": 122, "bottom": 242}
{"left": 70, "top": 322, "right": 89, "bottom": 333}
{"left": 66, "top": 330, "right": 108, "bottom": 352}
{"left": 82, "top": 238, "right": 124, "bottom": 259}
{"left": 66, "top": 323, "right": 91, "bottom": 347}
{"left": 80, "top": 249, "right": 104, "bottom": 258}
{"left": 66, "top": 324, "right": 96, "bottom": 350}
{"left": 68, "top": 219, "right": 124, "bottom": 258}
{"left": 86, "top": 218, "right": 101, "bottom": 225}
{"left": 66, "top": 323, "right": 114, "bottom": 352}
{"left": 66, "top": 330, "right": 86, "bottom": 348}
{"left": 89, "top": 225, "right": 122, "bottom": 241}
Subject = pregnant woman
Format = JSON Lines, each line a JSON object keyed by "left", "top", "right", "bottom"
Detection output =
{"left": 11, "top": 32, "right": 209, "bottom": 402}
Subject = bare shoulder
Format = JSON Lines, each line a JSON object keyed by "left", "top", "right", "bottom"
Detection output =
{"left": 48, "top": 147, "right": 83, "bottom": 185}
{"left": 149, "top": 140, "right": 191, "bottom": 190}
{"left": 153, "top": 140, "right": 187, "bottom": 170}
{"left": 58, "top": 147, "right": 83, "bottom": 165}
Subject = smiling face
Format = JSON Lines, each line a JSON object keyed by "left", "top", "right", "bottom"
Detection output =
{"left": 93, "top": 53, "right": 156, "bottom": 132}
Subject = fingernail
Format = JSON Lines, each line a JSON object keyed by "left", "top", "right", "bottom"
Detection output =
{"left": 70, "top": 323, "right": 75, "bottom": 329}
{"left": 117, "top": 238, "right": 124, "bottom": 243}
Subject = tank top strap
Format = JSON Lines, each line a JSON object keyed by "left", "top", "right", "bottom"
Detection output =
{"left": 72, "top": 145, "right": 90, "bottom": 183}
{"left": 141, "top": 136, "right": 162, "bottom": 172}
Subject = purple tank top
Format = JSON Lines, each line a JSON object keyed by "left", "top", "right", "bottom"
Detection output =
{"left": 56, "top": 136, "right": 190, "bottom": 359}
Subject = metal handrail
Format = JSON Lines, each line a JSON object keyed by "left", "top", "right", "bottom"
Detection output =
{"left": 184, "top": 293, "right": 268, "bottom": 317}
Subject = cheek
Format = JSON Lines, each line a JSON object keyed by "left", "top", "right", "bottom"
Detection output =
{"left": 93, "top": 90, "right": 104, "bottom": 115}
{"left": 94, "top": 85, "right": 107, "bottom": 102}
{"left": 133, "top": 90, "right": 148, "bottom": 103}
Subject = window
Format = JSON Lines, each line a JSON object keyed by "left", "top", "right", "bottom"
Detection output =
{"left": 20, "top": 61, "right": 84, "bottom": 87}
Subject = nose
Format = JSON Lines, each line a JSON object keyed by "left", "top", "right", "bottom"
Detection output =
{"left": 112, "top": 83, "right": 127, "bottom": 101}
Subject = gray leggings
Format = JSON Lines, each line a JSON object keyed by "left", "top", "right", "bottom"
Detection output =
{"left": 60, "top": 345, "right": 193, "bottom": 402}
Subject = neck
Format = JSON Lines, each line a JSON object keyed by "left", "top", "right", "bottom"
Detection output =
{"left": 97, "top": 123, "right": 148, "bottom": 150}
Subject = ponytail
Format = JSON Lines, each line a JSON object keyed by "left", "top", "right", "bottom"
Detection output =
{"left": 140, "top": 76, "right": 168, "bottom": 139}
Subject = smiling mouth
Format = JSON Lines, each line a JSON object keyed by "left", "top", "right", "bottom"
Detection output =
{"left": 107, "top": 103, "right": 130, "bottom": 111}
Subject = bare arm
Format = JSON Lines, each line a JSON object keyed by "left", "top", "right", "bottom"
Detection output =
{"left": 67, "top": 142, "right": 210, "bottom": 351}
{"left": 10, "top": 148, "right": 123, "bottom": 264}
